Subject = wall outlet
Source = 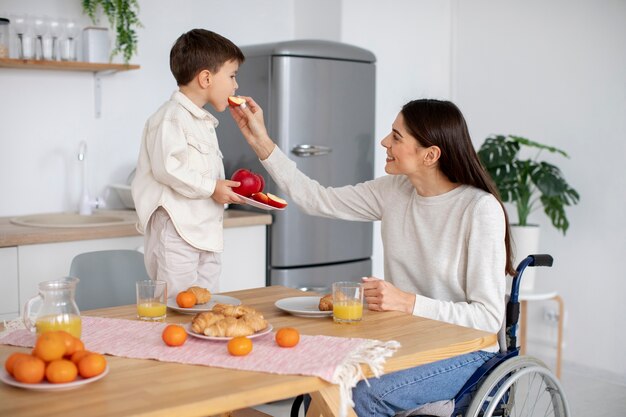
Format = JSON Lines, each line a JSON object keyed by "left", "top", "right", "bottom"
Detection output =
{"left": 543, "top": 307, "right": 559, "bottom": 326}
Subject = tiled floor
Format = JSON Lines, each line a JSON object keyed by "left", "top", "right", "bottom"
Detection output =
{"left": 253, "top": 365, "right": 626, "bottom": 416}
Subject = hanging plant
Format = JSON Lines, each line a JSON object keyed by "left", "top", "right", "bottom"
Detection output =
{"left": 82, "top": 0, "right": 142, "bottom": 64}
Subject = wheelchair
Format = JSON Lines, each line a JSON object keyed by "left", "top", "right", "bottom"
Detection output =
{"left": 291, "top": 254, "right": 570, "bottom": 417}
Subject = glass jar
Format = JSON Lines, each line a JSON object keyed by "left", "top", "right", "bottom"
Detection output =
{"left": 23, "top": 277, "right": 82, "bottom": 338}
{"left": 0, "top": 18, "right": 9, "bottom": 58}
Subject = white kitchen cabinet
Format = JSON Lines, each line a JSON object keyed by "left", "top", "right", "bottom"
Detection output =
{"left": 17, "top": 236, "right": 144, "bottom": 316}
{"left": 0, "top": 247, "right": 19, "bottom": 321}
{"left": 221, "top": 225, "right": 267, "bottom": 292}
{"left": 15, "top": 226, "right": 267, "bottom": 315}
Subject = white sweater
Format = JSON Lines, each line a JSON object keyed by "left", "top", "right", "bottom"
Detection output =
{"left": 262, "top": 147, "right": 506, "bottom": 343}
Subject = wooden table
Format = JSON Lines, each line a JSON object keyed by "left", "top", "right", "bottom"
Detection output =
{"left": 0, "top": 286, "right": 497, "bottom": 417}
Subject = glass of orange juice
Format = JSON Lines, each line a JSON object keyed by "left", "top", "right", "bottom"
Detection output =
{"left": 136, "top": 280, "right": 167, "bottom": 321}
{"left": 332, "top": 281, "right": 364, "bottom": 324}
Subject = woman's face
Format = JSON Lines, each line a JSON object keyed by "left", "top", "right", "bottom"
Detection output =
{"left": 380, "top": 113, "right": 426, "bottom": 176}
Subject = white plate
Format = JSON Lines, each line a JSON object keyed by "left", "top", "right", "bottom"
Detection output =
{"left": 0, "top": 365, "right": 109, "bottom": 391}
{"left": 167, "top": 294, "right": 241, "bottom": 314}
{"left": 238, "top": 195, "right": 286, "bottom": 211}
{"left": 185, "top": 323, "right": 273, "bottom": 341}
{"left": 274, "top": 296, "right": 333, "bottom": 318}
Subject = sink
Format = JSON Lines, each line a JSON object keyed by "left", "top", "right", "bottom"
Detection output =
{"left": 10, "top": 212, "right": 137, "bottom": 228}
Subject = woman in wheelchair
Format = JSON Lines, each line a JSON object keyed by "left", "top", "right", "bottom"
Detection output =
{"left": 232, "top": 98, "right": 568, "bottom": 416}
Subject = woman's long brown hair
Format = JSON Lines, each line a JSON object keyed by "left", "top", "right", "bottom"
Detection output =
{"left": 401, "top": 99, "right": 516, "bottom": 276}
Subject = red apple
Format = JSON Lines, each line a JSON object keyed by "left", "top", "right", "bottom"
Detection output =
{"left": 251, "top": 192, "right": 269, "bottom": 205}
{"left": 267, "top": 193, "right": 288, "bottom": 209}
{"left": 228, "top": 96, "right": 246, "bottom": 107}
{"left": 231, "top": 169, "right": 264, "bottom": 197}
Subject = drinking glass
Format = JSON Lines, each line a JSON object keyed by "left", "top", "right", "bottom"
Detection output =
{"left": 136, "top": 280, "right": 167, "bottom": 321}
{"left": 60, "top": 19, "right": 78, "bottom": 61}
{"left": 332, "top": 281, "right": 364, "bottom": 324}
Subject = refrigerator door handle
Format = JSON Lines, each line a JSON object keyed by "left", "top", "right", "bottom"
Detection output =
{"left": 291, "top": 144, "right": 332, "bottom": 157}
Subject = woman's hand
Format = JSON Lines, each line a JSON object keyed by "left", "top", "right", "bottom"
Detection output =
{"left": 229, "top": 96, "right": 275, "bottom": 160}
{"left": 362, "top": 277, "right": 416, "bottom": 314}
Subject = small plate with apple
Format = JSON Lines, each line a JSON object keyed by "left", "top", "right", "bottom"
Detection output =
{"left": 231, "top": 168, "right": 287, "bottom": 211}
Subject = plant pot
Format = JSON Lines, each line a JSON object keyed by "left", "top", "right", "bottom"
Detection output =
{"left": 510, "top": 225, "right": 540, "bottom": 292}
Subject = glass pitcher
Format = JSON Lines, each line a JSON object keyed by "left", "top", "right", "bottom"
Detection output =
{"left": 23, "top": 277, "right": 81, "bottom": 338}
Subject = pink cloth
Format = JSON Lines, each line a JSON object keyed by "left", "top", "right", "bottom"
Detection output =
{"left": 1, "top": 316, "right": 369, "bottom": 383}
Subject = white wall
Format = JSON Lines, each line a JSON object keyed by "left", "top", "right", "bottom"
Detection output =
{"left": 453, "top": 0, "right": 626, "bottom": 378}
{"left": 1, "top": 0, "right": 624, "bottom": 380}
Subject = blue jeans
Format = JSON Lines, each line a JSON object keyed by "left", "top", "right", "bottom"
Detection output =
{"left": 352, "top": 350, "right": 495, "bottom": 417}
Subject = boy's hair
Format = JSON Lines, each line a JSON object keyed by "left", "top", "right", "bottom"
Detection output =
{"left": 170, "top": 29, "right": 245, "bottom": 86}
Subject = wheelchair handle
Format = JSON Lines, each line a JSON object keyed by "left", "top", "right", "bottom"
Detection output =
{"left": 510, "top": 254, "right": 553, "bottom": 303}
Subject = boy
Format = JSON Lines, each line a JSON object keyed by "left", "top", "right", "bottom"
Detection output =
{"left": 132, "top": 29, "right": 244, "bottom": 298}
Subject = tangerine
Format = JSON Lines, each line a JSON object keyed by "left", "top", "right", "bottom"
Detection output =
{"left": 12, "top": 356, "right": 46, "bottom": 384}
{"left": 162, "top": 324, "right": 187, "bottom": 347}
{"left": 176, "top": 291, "right": 197, "bottom": 308}
{"left": 4, "top": 352, "right": 32, "bottom": 376}
{"left": 78, "top": 353, "right": 107, "bottom": 378}
{"left": 46, "top": 359, "right": 78, "bottom": 383}
{"left": 53, "top": 331, "right": 80, "bottom": 357}
{"left": 33, "top": 332, "right": 67, "bottom": 362}
{"left": 275, "top": 327, "right": 300, "bottom": 348}
{"left": 227, "top": 336, "right": 253, "bottom": 356}
{"left": 70, "top": 350, "right": 92, "bottom": 365}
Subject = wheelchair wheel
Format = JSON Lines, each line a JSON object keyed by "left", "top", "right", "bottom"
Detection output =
{"left": 465, "top": 356, "right": 570, "bottom": 417}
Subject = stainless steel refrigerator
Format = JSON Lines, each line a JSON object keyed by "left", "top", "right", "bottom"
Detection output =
{"left": 215, "top": 40, "right": 375, "bottom": 293}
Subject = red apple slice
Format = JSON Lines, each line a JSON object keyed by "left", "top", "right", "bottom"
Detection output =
{"left": 228, "top": 96, "right": 246, "bottom": 107}
{"left": 251, "top": 192, "right": 269, "bottom": 205}
{"left": 266, "top": 193, "right": 288, "bottom": 209}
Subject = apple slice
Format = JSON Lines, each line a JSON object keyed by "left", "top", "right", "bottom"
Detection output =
{"left": 228, "top": 96, "right": 246, "bottom": 107}
{"left": 267, "top": 193, "right": 288, "bottom": 209}
{"left": 251, "top": 192, "right": 269, "bottom": 205}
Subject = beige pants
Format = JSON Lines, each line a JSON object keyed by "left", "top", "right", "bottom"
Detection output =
{"left": 144, "top": 207, "right": 221, "bottom": 300}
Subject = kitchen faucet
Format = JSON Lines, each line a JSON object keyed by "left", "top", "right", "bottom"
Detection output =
{"left": 77, "top": 140, "right": 105, "bottom": 215}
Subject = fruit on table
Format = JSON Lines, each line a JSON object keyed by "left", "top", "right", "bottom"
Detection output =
{"left": 228, "top": 96, "right": 246, "bottom": 107}
{"left": 176, "top": 290, "right": 197, "bottom": 308}
{"left": 267, "top": 193, "right": 288, "bottom": 209}
{"left": 231, "top": 168, "right": 265, "bottom": 197}
{"left": 3, "top": 331, "right": 107, "bottom": 384}
{"left": 275, "top": 327, "right": 300, "bottom": 348}
{"left": 162, "top": 324, "right": 188, "bottom": 347}
{"left": 251, "top": 192, "right": 269, "bottom": 205}
{"left": 227, "top": 336, "right": 253, "bottom": 356}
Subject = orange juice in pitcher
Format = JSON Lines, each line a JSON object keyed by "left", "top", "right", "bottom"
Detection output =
{"left": 24, "top": 277, "right": 82, "bottom": 338}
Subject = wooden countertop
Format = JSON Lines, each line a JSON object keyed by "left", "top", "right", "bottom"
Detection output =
{"left": 0, "top": 209, "right": 272, "bottom": 248}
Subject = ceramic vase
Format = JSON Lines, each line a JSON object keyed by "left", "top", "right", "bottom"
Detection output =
{"left": 510, "top": 225, "right": 540, "bottom": 293}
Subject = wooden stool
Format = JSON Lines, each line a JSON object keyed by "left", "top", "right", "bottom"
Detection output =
{"left": 519, "top": 290, "right": 564, "bottom": 378}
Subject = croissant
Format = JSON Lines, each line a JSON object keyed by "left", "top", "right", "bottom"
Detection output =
{"left": 212, "top": 303, "right": 262, "bottom": 319}
{"left": 191, "top": 312, "right": 224, "bottom": 334}
{"left": 241, "top": 313, "right": 268, "bottom": 332}
{"left": 319, "top": 294, "right": 333, "bottom": 311}
{"left": 203, "top": 316, "right": 256, "bottom": 337}
{"left": 187, "top": 286, "right": 211, "bottom": 304}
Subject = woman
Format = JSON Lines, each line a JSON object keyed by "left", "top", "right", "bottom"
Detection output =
{"left": 230, "top": 98, "right": 515, "bottom": 416}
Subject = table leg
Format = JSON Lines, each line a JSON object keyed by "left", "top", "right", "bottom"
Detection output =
{"left": 520, "top": 300, "right": 528, "bottom": 355}
{"left": 308, "top": 385, "right": 358, "bottom": 417}
{"left": 554, "top": 295, "right": 564, "bottom": 379}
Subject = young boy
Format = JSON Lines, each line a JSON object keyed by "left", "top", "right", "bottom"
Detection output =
{"left": 132, "top": 29, "right": 244, "bottom": 299}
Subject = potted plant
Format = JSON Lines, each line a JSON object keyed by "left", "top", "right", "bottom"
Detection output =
{"left": 478, "top": 135, "right": 580, "bottom": 288}
{"left": 82, "top": 0, "right": 142, "bottom": 64}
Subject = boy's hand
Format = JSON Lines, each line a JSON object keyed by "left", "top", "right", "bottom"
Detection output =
{"left": 211, "top": 179, "right": 244, "bottom": 205}
{"left": 229, "top": 96, "right": 276, "bottom": 160}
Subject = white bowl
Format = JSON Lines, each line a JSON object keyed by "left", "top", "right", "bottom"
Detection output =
{"left": 110, "top": 184, "right": 135, "bottom": 209}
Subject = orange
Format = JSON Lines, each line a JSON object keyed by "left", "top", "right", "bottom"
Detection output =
{"left": 176, "top": 291, "right": 197, "bottom": 308}
{"left": 33, "top": 332, "right": 66, "bottom": 362}
{"left": 53, "top": 330, "right": 81, "bottom": 357}
{"left": 45, "top": 359, "right": 78, "bottom": 383}
{"left": 12, "top": 356, "right": 45, "bottom": 384}
{"left": 4, "top": 352, "right": 32, "bottom": 376}
{"left": 162, "top": 324, "right": 187, "bottom": 347}
{"left": 73, "top": 338, "right": 85, "bottom": 354}
{"left": 78, "top": 353, "right": 107, "bottom": 378}
{"left": 227, "top": 336, "right": 253, "bottom": 356}
{"left": 275, "top": 327, "right": 300, "bottom": 348}
{"left": 70, "top": 350, "right": 92, "bottom": 365}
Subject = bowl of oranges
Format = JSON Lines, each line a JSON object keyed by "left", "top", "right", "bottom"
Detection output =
{"left": 1, "top": 331, "right": 108, "bottom": 390}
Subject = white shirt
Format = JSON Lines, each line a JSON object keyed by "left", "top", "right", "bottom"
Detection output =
{"left": 261, "top": 147, "right": 505, "bottom": 350}
{"left": 132, "top": 91, "right": 225, "bottom": 251}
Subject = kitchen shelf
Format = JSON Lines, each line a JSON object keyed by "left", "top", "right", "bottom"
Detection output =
{"left": 0, "top": 58, "right": 140, "bottom": 118}
{"left": 0, "top": 58, "right": 140, "bottom": 72}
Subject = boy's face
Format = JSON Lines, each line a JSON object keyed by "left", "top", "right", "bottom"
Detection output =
{"left": 206, "top": 59, "right": 240, "bottom": 112}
